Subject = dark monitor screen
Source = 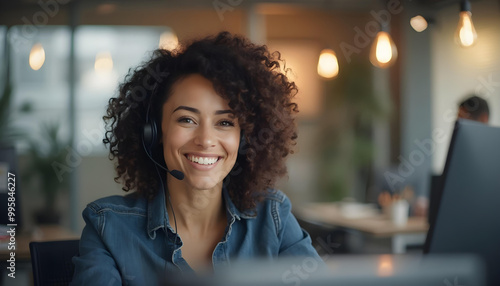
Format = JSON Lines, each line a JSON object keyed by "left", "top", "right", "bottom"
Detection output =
{"left": 427, "top": 174, "right": 442, "bottom": 226}
{"left": 424, "top": 119, "right": 500, "bottom": 285}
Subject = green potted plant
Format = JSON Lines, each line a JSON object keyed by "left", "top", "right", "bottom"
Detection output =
{"left": 318, "top": 59, "right": 389, "bottom": 201}
{"left": 24, "top": 121, "right": 69, "bottom": 224}
{"left": 0, "top": 83, "right": 17, "bottom": 146}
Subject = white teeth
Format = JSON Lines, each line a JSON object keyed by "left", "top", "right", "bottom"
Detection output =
{"left": 188, "top": 155, "right": 218, "bottom": 165}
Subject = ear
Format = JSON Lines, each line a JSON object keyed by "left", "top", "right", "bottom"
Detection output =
{"left": 457, "top": 107, "right": 470, "bottom": 120}
{"left": 479, "top": 113, "right": 489, "bottom": 124}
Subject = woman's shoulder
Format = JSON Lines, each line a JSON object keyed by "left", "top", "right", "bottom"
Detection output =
{"left": 242, "top": 189, "right": 296, "bottom": 237}
{"left": 235, "top": 189, "right": 291, "bottom": 220}
{"left": 85, "top": 192, "right": 147, "bottom": 215}
{"left": 253, "top": 189, "right": 293, "bottom": 219}
{"left": 259, "top": 189, "right": 290, "bottom": 205}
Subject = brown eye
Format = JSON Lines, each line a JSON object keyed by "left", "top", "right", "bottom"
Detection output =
{"left": 219, "top": 120, "right": 235, "bottom": 127}
{"left": 178, "top": 117, "right": 195, "bottom": 124}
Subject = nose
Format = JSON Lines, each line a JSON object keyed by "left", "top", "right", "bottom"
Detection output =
{"left": 194, "top": 124, "right": 216, "bottom": 148}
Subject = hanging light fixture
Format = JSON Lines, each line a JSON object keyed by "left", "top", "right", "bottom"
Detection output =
{"left": 410, "top": 15, "right": 428, "bottom": 32}
{"left": 369, "top": 30, "right": 398, "bottom": 69}
{"left": 317, "top": 49, "right": 339, "bottom": 79}
{"left": 94, "top": 52, "right": 113, "bottom": 74}
{"left": 455, "top": 0, "right": 477, "bottom": 47}
{"left": 29, "top": 43, "right": 45, "bottom": 71}
{"left": 159, "top": 30, "right": 179, "bottom": 50}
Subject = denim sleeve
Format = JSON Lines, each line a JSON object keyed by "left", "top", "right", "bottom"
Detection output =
{"left": 70, "top": 206, "right": 123, "bottom": 286}
{"left": 277, "top": 195, "right": 323, "bottom": 261}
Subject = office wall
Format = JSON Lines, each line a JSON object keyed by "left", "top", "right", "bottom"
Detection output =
{"left": 400, "top": 4, "right": 433, "bottom": 197}
{"left": 431, "top": 0, "right": 500, "bottom": 173}
{"left": 265, "top": 9, "right": 373, "bottom": 202}
{"left": 75, "top": 156, "right": 123, "bottom": 232}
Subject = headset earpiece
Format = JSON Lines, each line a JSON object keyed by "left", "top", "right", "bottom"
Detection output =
{"left": 142, "top": 120, "right": 158, "bottom": 157}
{"left": 142, "top": 83, "right": 159, "bottom": 157}
{"left": 140, "top": 82, "right": 184, "bottom": 181}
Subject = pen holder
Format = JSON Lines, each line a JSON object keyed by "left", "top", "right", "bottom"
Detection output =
{"left": 390, "top": 199, "right": 409, "bottom": 226}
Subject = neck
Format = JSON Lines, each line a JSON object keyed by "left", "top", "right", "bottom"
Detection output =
{"left": 165, "top": 178, "right": 225, "bottom": 236}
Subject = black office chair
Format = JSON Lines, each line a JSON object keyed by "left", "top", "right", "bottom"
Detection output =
{"left": 29, "top": 240, "right": 80, "bottom": 286}
{"left": 295, "top": 216, "right": 359, "bottom": 254}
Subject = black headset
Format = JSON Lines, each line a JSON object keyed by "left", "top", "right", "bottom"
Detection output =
{"left": 141, "top": 82, "right": 182, "bottom": 259}
{"left": 142, "top": 102, "right": 159, "bottom": 158}
{"left": 141, "top": 83, "right": 184, "bottom": 180}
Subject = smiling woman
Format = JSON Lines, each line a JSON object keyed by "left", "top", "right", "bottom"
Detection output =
{"left": 70, "top": 31, "right": 322, "bottom": 285}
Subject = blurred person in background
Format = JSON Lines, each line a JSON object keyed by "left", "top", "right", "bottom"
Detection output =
{"left": 457, "top": 95, "right": 490, "bottom": 124}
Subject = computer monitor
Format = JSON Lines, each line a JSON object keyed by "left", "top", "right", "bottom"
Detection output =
{"left": 424, "top": 119, "right": 500, "bottom": 285}
{"left": 427, "top": 174, "right": 442, "bottom": 226}
{"left": 162, "top": 255, "right": 486, "bottom": 286}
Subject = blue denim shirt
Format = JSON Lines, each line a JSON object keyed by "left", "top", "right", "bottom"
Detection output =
{"left": 70, "top": 188, "right": 322, "bottom": 285}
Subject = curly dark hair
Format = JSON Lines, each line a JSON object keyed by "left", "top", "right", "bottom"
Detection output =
{"left": 103, "top": 31, "right": 298, "bottom": 212}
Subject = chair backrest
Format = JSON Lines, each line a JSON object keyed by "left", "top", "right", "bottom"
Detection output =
{"left": 29, "top": 240, "right": 80, "bottom": 286}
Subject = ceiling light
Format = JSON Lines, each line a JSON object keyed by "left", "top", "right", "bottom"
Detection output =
{"left": 317, "top": 49, "right": 339, "bottom": 79}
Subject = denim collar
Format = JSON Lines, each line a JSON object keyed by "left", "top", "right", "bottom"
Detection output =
{"left": 222, "top": 187, "right": 256, "bottom": 220}
{"left": 147, "top": 186, "right": 168, "bottom": 240}
{"left": 147, "top": 187, "right": 255, "bottom": 239}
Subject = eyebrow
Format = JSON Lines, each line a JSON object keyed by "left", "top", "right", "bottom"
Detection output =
{"left": 173, "top": 105, "right": 234, "bottom": 115}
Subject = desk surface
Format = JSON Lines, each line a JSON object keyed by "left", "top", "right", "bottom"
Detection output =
{"left": 295, "top": 203, "right": 429, "bottom": 237}
{"left": 0, "top": 225, "right": 79, "bottom": 261}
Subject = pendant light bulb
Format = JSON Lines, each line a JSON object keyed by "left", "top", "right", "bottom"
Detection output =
{"left": 410, "top": 15, "right": 428, "bottom": 32}
{"left": 317, "top": 49, "right": 339, "bottom": 79}
{"left": 455, "top": 0, "right": 477, "bottom": 47}
{"left": 29, "top": 43, "right": 45, "bottom": 71}
{"left": 94, "top": 52, "right": 114, "bottom": 74}
{"left": 455, "top": 12, "right": 477, "bottom": 47}
{"left": 159, "top": 30, "right": 179, "bottom": 50}
{"left": 369, "top": 31, "right": 398, "bottom": 69}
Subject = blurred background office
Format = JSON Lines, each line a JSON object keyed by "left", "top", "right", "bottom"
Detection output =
{"left": 1, "top": 0, "right": 499, "bottom": 248}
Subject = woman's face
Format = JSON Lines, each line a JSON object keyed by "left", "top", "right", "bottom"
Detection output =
{"left": 160, "top": 74, "right": 240, "bottom": 191}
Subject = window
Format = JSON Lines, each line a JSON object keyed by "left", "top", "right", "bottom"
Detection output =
{"left": 9, "top": 25, "right": 171, "bottom": 155}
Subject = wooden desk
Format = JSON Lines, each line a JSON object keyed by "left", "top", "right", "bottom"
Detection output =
{"left": 295, "top": 203, "right": 429, "bottom": 253}
{"left": 0, "top": 225, "right": 79, "bottom": 261}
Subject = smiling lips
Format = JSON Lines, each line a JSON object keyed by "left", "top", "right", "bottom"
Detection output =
{"left": 186, "top": 154, "right": 220, "bottom": 166}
